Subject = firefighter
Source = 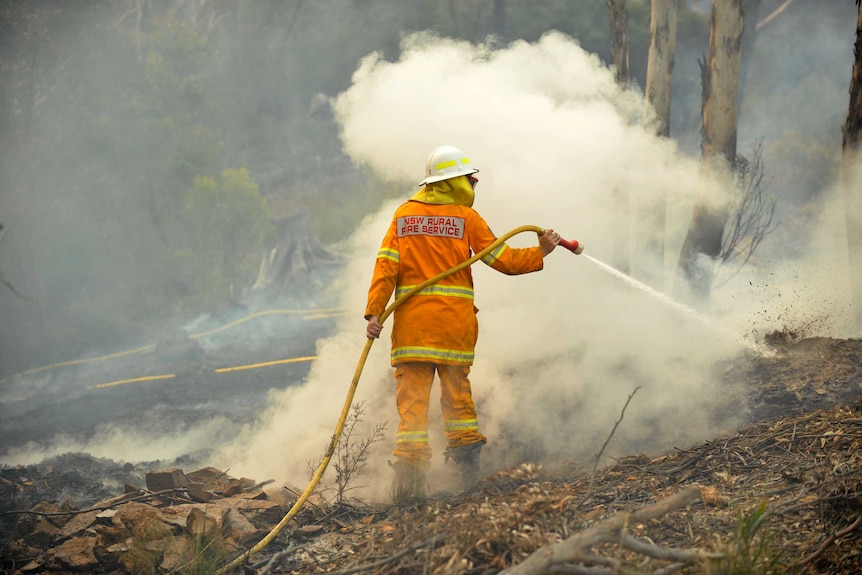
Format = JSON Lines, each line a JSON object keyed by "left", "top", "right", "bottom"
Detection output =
{"left": 365, "top": 144, "right": 561, "bottom": 502}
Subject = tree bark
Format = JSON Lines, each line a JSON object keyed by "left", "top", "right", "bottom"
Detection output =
{"left": 607, "top": 0, "right": 630, "bottom": 84}
{"left": 701, "top": 0, "right": 744, "bottom": 165}
{"left": 637, "top": 0, "right": 679, "bottom": 290}
{"left": 645, "top": 0, "right": 679, "bottom": 138}
{"left": 843, "top": 0, "right": 862, "bottom": 333}
{"left": 607, "top": 0, "right": 631, "bottom": 274}
{"left": 676, "top": 0, "right": 745, "bottom": 307}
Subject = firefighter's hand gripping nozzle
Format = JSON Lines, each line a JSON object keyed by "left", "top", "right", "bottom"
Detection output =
{"left": 559, "top": 237, "right": 584, "bottom": 255}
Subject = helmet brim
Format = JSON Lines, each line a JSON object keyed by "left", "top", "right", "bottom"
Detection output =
{"left": 418, "top": 167, "right": 479, "bottom": 187}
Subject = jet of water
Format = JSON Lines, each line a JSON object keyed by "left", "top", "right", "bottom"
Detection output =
{"left": 582, "top": 254, "right": 773, "bottom": 357}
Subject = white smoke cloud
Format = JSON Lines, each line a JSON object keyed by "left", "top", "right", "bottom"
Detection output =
{"left": 2, "top": 416, "right": 240, "bottom": 466}
{"left": 218, "top": 31, "right": 858, "bottom": 500}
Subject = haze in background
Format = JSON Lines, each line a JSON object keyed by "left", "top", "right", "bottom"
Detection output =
{"left": 1, "top": 2, "right": 856, "bottom": 493}
{"left": 216, "top": 31, "right": 857, "bottom": 501}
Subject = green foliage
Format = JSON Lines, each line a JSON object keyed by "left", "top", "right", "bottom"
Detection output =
{"left": 173, "top": 167, "right": 274, "bottom": 312}
{"left": 122, "top": 519, "right": 172, "bottom": 575}
{"left": 141, "top": 20, "right": 212, "bottom": 124}
{"left": 120, "top": 512, "right": 232, "bottom": 575}
{"left": 137, "top": 19, "right": 221, "bottom": 202}
{"left": 713, "top": 501, "right": 794, "bottom": 575}
{"left": 174, "top": 530, "right": 233, "bottom": 575}
{"left": 310, "top": 170, "right": 410, "bottom": 243}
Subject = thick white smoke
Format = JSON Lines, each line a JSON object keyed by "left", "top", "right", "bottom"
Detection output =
{"left": 218, "top": 31, "right": 857, "bottom": 500}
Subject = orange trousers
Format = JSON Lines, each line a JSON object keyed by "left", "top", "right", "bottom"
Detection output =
{"left": 393, "top": 362, "right": 488, "bottom": 464}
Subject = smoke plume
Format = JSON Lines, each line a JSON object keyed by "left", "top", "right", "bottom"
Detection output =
{"left": 215, "top": 31, "right": 857, "bottom": 501}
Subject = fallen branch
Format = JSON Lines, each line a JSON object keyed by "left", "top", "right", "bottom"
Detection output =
{"left": 798, "top": 515, "right": 862, "bottom": 567}
{"left": 500, "top": 486, "right": 705, "bottom": 575}
{"left": 0, "top": 488, "right": 188, "bottom": 517}
{"left": 244, "top": 479, "right": 276, "bottom": 492}
{"left": 756, "top": 0, "right": 795, "bottom": 31}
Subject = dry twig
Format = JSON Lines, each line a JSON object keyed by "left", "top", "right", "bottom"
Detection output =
{"left": 798, "top": 515, "right": 862, "bottom": 567}
{"left": 500, "top": 486, "right": 705, "bottom": 575}
{"left": 580, "top": 386, "right": 640, "bottom": 505}
{"left": 0, "top": 488, "right": 188, "bottom": 517}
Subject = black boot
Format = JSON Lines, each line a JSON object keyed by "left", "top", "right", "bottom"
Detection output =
{"left": 446, "top": 441, "right": 485, "bottom": 488}
{"left": 389, "top": 459, "right": 427, "bottom": 504}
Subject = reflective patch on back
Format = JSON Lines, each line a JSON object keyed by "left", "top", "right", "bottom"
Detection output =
{"left": 397, "top": 215, "right": 465, "bottom": 239}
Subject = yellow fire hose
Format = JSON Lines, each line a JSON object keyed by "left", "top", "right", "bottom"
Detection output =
{"left": 218, "top": 225, "right": 547, "bottom": 573}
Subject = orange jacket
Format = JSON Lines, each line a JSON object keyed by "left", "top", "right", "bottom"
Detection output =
{"left": 366, "top": 178, "right": 544, "bottom": 366}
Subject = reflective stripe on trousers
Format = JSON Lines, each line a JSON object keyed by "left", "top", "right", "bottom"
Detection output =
{"left": 393, "top": 362, "right": 488, "bottom": 464}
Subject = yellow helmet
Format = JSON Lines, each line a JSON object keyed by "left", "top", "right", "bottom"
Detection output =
{"left": 418, "top": 145, "right": 479, "bottom": 186}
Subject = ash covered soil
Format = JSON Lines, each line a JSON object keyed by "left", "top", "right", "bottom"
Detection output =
{"left": 2, "top": 336, "right": 862, "bottom": 574}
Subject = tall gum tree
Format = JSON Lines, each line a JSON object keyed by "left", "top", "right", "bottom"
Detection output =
{"left": 607, "top": 0, "right": 632, "bottom": 275}
{"left": 608, "top": 0, "right": 630, "bottom": 84}
{"left": 843, "top": 0, "right": 862, "bottom": 332}
{"left": 645, "top": 0, "right": 678, "bottom": 139}
{"left": 638, "top": 0, "right": 679, "bottom": 290}
{"left": 676, "top": 0, "right": 745, "bottom": 307}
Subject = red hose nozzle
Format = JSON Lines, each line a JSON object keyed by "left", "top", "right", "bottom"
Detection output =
{"left": 559, "top": 237, "right": 584, "bottom": 255}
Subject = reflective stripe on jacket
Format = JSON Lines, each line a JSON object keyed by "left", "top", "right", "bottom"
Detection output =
{"left": 365, "top": 198, "right": 543, "bottom": 366}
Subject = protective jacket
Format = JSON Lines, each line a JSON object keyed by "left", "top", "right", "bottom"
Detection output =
{"left": 365, "top": 176, "right": 544, "bottom": 366}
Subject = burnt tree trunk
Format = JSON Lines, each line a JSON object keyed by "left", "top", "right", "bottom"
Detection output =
{"left": 676, "top": 0, "right": 745, "bottom": 307}
{"left": 843, "top": 0, "right": 862, "bottom": 332}
{"left": 645, "top": 0, "right": 678, "bottom": 138}
{"left": 636, "top": 0, "right": 679, "bottom": 290}
{"left": 607, "top": 0, "right": 631, "bottom": 275}
{"left": 608, "top": 0, "right": 630, "bottom": 85}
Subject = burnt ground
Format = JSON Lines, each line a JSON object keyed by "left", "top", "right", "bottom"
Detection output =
{"left": 0, "top": 309, "right": 335, "bottom": 451}
{"left": 1, "top": 335, "right": 861, "bottom": 574}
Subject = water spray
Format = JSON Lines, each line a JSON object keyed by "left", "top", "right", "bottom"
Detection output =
{"left": 575, "top": 252, "right": 772, "bottom": 357}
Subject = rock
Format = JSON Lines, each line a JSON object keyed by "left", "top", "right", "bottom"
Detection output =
{"left": 22, "top": 516, "right": 59, "bottom": 547}
{"left": 185, "top": 466, "right": 225, "bottom": 483}
{"left": 223, "top": 478, "right": 249, "bottom": 497}
{"left": 145, "top": 468, "right": 189, "bottom": 492}
{"left": 186, "top": 466, "right": 251, "bottom": 496}
{"left": 90, "top": 490, "right": 143, "bottom": 510}
{"left": 159, "top": 535, "right": 192, "bottom": 573}
{"left": 187, "top": 481, "right": 216, "bottom": 502}
{"left": 55, "top": 510, "right": 97, "bottom": 541}
{"left": 213, "top": 497, "right": 284, "bottom": 523}
{"left": 95, "top": 509, "right": 117, "bottom": 523}
{"left": 186, "top": 506, "right": 224, "bottom": 538}
{"left": 2, "top": 464, "right": 294, "bottom": 573}
{"left": 111, "top": 501, "right": 167, "bottom": 532}
{"left": 53, "top": 536, "right": 98, "bottom": 571}
{"left": 224, "top": 507, "right": 266, "bottom": 547}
